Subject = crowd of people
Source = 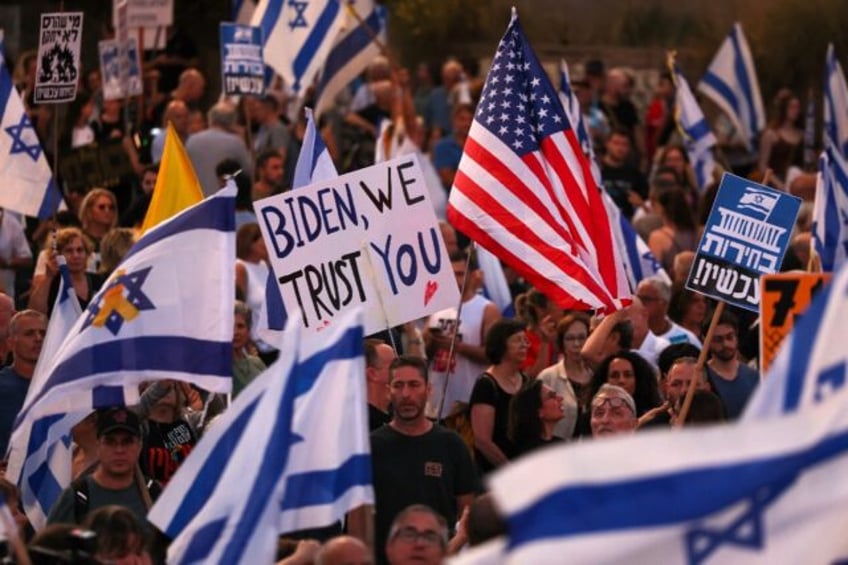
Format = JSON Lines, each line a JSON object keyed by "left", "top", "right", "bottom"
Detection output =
{"left": 0, "top": 31, "right": 819, "bottom": 564}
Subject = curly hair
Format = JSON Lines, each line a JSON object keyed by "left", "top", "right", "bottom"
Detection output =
{"left": 590, "top": 350, "right": 661, "bottom": 416}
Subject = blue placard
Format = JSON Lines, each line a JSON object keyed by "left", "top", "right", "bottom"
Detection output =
{"left": 686, "top": 172, "right": 802, "bottom": 312}
{"left": 220, "top": 23, "right": 264, "bottom": 96}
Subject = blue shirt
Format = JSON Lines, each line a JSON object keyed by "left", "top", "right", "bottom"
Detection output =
{"left": 706, "top": 363, "right": 759, "bottom": 420}
{"left": 0, "top": 366, "right": 30, "bottom": 455}
{"left": 432, "top": 136, "right": 464, "bottom": 188}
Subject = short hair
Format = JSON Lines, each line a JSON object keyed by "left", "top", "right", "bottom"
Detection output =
{"left": 452, "top": 102, "right": 475, "bottom": 119}
{"left": 54, "top": 226, "right": 93, "bottom": 256}
{"left": 256, "top": 148, "right": 283, "bottom": 171}
{"left": 556, "top": 312, "right": 591, "bottom": 350}
{"left": 79, "top": 188, "right": 118, "bottom": 230}
{"left": 715, "top": 310, "right": 739, "bottom": 333}
{"left": 216, "top": 158, "right": 242, "bottom": 178}
{"left": 234, "top": 300, "right": 253, "bottom": 328}
{"left": 611, "top": 319, "right": 634, "bottom": 350}
{"left": 484, "top": 318, "right": 527, "bottom": 364}
{"left": 684, "top": 390, "right": 727, "bottom": 424}
{"left": 9, "top": 309, "right": 46, "bottom": 337}
{"left": 141, "top": 163, "right": 159, "bottom": 177}
{"left": 657, "top": 342, "right": 701, "bottom": 378}
{"left": 448, "top": 249, "right": 478, "bottom": 271}
{"left": 83, "top": 505, "right": 149, "bottom": 560}
{"left": 592, "top": 383, "right": 636, "bottom": 415}
{"left": 641, "top": 276, "right": 671, "bottom": 303}
{"left": 364, "top": 338, "right": 387, "bottom": 368}
{"left": 388, "top": 504, "right": 448, "bottom": 547}
{"left": 388, "top": 355, "right": 429, "bottom": 384}
{"left": 208, "top": 101, "right": 237, "bottom": 130}
{"left": 606, "top": 126, "right": 631, "bottom": 141}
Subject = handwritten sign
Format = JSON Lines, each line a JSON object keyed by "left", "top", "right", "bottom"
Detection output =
{"left": 220, "top": 24, "right": 264, "bottom": 96}
{"left": 687, "top": 173, "right": 801, "bottom": 311}
{"left": 255, "top": 155, "right": 460, "bottom": 334}
{"left": 760, "top": 272, "right": 831, "bottom": 373}
{"left": 34, "top": 12, "right": 84, "bottom": 103}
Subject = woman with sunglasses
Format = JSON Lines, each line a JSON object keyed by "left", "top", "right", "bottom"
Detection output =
{"left": 78, "top": 188, "right": 119, "bottom": 272}
{"left": 29, "top": 227, "right": 106, "bottom": 316}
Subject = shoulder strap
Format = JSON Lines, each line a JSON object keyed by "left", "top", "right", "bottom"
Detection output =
{"left": 71, "top": 475, "right": 90, "bottom": 523}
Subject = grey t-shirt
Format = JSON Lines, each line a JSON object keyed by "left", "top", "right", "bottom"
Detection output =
{"left": 47, "top": 475, "right": 148, "bottom": 525}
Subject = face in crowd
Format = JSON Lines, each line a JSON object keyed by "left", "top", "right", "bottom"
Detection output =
{"left": 590, "top": 385, "right": 637, "bottom": 438}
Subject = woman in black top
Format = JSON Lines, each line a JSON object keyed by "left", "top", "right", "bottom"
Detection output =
{"left": 509, "top": 379, "right": 564, "bottom": 458}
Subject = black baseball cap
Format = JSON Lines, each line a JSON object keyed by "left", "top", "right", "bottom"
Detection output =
{"left": 96, "top": 407, "right": 142, "bottom": 438}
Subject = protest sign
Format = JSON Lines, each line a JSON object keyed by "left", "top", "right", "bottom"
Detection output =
{"left": 760, "top": 272, "right": 831, "bottom": 373}
{"left": 122, "top": 0, "right": 173, "bottom": 29}
{"left": 255, "top": 155, "right": 460, "bottom": 334}
{"left": 219, "top": 23, "right": 264, "bottom": 96}
{"left": 34, "top": 12, "right": 83, "bottom": 103}
{"left": 687, "top": 173, "right": 801, "bottom": 311}
{"left": 99, "top": 37, "right": 143, "bottom": 100}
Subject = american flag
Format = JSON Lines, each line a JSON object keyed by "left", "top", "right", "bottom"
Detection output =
{"left": 447, "top": 10, "right": 629, "bottom": 312}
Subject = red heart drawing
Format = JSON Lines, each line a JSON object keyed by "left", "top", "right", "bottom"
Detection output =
{"left": 424, "top": 280, "right": 438, "bottom": 305}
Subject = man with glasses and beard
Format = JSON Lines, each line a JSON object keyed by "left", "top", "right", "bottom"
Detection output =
{"left": 706, "top": 311, "right": 759, "bottom": 419}
{"left": 363, "top": 356, "right": 477, "bottom": 565}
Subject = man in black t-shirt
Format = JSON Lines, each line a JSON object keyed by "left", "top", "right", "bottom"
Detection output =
{"left": 365, "top": 338, "right": 396, "bottom": 431}
{"left": 362, "top": 356, "right": 477, "bottom": 565}
{"left": 601, "top": 128, "right": 649, "bottom": 220}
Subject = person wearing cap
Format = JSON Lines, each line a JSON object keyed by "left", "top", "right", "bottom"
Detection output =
{"left": 47, "top": 407, "right": 156, "bottom": 527}
{"left": 589, "top": 384, "right": 638, "bottom": 438}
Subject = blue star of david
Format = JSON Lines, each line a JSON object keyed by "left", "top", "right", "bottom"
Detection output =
{"left": 753, "top": 194, "right": 764, "bottom": 204}
{"left": 288, "top": 0, "right": 309, "bottom": 29}
{"left": 82, "top": 266, "right": 156, "bottom": 335}
{"left": 642, "top": 250, "right": 661, "bottom": 273}
{"left": 4, "top": 112, "right": 42, "bottom": 162}
{"left": 684, "top": 476, "right": 796, "bottom": 564}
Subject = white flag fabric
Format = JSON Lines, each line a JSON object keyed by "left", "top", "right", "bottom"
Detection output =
{"left": 811, "top": 146, "right": 848, "bottom": 273}
{"left": 150, "top": 307, "right": 372, "bottom": 564}
{"left": 6, "top": 257, "right": 82, "bottom": 530}
{"left": 314, "top": 0, "right": 387, "bottom": 119}
{"left": 251, "top": 0, "right": 345, "bottom": 96}
{"left": 670, "top": 56, "right": 718, "bottom": 191}
{"left": 697, "top": 23, "right": 765, "bottom": 152}
{"left": 0, "top": 52, "right": 63, "bottom": 218}
{"left": 7, "top": 184, "right": 236, "bottom": 488}
{"left": 824, "top": 44, "right": 848, "bottom": 157}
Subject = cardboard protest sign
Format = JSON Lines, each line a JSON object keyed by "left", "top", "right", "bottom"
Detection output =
{"left": 255, "top": 155, "right": 460, "bottom": 334}
{"left": 219, "top": 24, "right": 264, "bottom": 96}
{"left": 99, "top": 37, "right": 143, "bottom": 100}
{"left": 687, "top": 173, "right": 801, "bottom": 311}
{"left": 122, "top": 0, "right": 173, "bottom": 29}
{"left": 760, "top": 272, "right": 831, "bottom": 373}
{"left": 34, "top": 12, "right": 83, "bottom": 103}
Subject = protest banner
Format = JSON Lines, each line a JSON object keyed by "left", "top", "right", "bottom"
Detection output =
{"left": 99, "top": 37, "right": 143, "bottom": 100}
{"left": 122, "top": 0, "right": 173, "bottom": 29}
{"left": 255, "top": 154, "right": 460, "bottom": 334}
{"left": 34, "top": 12, "right": 83, "bottom": 103}
{"left": 760, "top": 272, "right": 831, "bottom": 373}
{"left": 686, "top": 173, "right": 801, "bottom": 312}
{"left": 219, "top": 23, "right": 264, "bottom": 96}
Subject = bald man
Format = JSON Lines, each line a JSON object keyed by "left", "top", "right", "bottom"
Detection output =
{"left": 317, "top": 536, "right": 372, "bottom": 565}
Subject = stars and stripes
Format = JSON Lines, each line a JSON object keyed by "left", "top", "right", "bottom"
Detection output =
{"left": 447, "top": 9, "right": 629, "bottom": 313}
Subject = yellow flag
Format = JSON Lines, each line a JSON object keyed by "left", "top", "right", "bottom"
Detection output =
{"left": 140, "top": 123, "right": 204, "bottom": 234}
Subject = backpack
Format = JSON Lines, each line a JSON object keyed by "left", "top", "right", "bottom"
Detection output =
{"left": 71, "top": 474, "right": 162, "bottom": 523}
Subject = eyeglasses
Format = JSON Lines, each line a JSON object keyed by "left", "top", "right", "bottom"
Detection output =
{"left": 390, "top": 526, "right": 446, "bottom": 547}
{"left": 636, "top": 294, "right": 660, "bottom": 303}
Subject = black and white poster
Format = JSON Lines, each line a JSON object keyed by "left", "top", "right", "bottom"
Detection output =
{"left": 34, "top": 12, "right": 84, "bottom": 104}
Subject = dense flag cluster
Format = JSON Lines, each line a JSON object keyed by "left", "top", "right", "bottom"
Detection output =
{"left": 447, "top": 9, "right": 629, "bottom": 313}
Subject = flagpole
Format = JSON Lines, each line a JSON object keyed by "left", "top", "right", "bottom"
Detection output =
{"left": 358, "top": 242, "right": 398, "bottom": 351}
{"left": 435, "top": 244, "right": 474, "bottom": 422}
{"left": 677, "top": 170, "right": 773, "bottom": 425}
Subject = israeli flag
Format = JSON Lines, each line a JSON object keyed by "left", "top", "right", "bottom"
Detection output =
{"left": 251, "top": 0, "right": 345, "bottom": 96}
{"left": 602, "top": 190, "right": 671, "bottom": 290}
{"left": 150, "top": 307, "right": 372, "bottom": 564}
{"left": 824, "top": 44, "right": 848, "bottom": 158}
{"left": 698, "top": 23, "right": 765, "bottom": 152}
{"left": 738, "top": 187, "right": 779, "bottom": 217}
{"left": 558, "top": 60, "right": 601, "bottom": 187}
{"left": 5, "top": 257, "right": 83, "bottom": 530}
{"left": 0, "top": 51, "right": 63, "bottom": 218}
{"left": 670, "top": 55, "right": 718, "bottom": 191}
{"left": 314, "top": 0, "right": 387, "bottom": 118}
{"left": 811, "top": 146, "right": 848, "bottom": 273}
{"left": 6, "top": 184, "right": 236, "bottom": 482}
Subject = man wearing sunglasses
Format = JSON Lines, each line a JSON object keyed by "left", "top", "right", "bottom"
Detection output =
{"left": 590, "top": 384, "right": 638, "bottom": 438}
